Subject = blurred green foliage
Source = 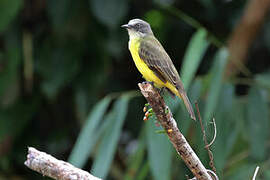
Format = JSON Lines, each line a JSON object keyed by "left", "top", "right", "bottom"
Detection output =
{"left": 0, "top": 0, "right": 270, "bottom": 179}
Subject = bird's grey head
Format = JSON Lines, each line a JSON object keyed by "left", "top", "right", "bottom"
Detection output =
{"left": 121, "top": 19, "right": 153, "bottom": 38}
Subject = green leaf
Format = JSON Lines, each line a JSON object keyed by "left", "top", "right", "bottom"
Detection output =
{"left": 0, "top": 0, "right": 22, "bottom": 32}
{"left": 165, "top": 29, "right": 208, "bottom": 117}
{"left": 124, "top": 128, "right": 146, "bottom": 180}
{"left": 91, "top": 95, "right": 130, "bottom": 179}
{"left": 137, "top": 161, "right": 150, "bottom": 180}
{"left": 255, "top": 71, "right": 270, "bottom": 89}
{"left": 146, "top": 118, "right": 172, "bottom": 180}
{"left": 247, "top": 87, "right": 269, "bottom": 160}
{"left": 68, "top": 96, "right": 111, "bottom": 167}
{"left": 264, "top": 170, "right": 270, "bottom": 179}
{"left": 203, "top": 48, "right": 229, "bottom": 123}
{"left": 181, "top": 29, "right": 209, "bottom": 90}
{"left": 212, "top": 83, "right": 239, "bottom": 172}
{"left": 90, "top": 0, "right": 127, "bottom": 28}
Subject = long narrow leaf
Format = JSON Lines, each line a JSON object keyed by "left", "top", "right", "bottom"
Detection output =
{"left": 212, "top": 83, "right": 238, "bottom": 172}
{"left": 91, "top": 95, "right": 130, "bottom": 179}
{"left": 181, "top": 28, "right": 209, "bottom": 90}
{"left": 247, "top": 87, "right": 269, "bottom": 160}
{"left": 203, "top": 48, "right": 228, "bottom": 123}
{"left": 68, "top": 96, "right": 111, "bottom": 167}
{"left": 166, "top": 29, "right": 208, "bottom": 115}
{"left": 146, "top": 118, "right": 172, "bottom": 180}
{"left": 124, "top": 127, "right": 146, "bottom": 180}
{"left": 137, "top": 161, "right": 150, "bottom": 180}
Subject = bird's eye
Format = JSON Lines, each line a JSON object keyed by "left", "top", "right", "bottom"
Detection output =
{"left": 135, "top": 23, "right": 141, "bottom": 29}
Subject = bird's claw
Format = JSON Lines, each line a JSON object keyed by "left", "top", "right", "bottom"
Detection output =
{"left": 143, "top": 104, "right": 153, "bottom": 121}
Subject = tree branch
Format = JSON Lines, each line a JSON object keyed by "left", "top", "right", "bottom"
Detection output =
{"left": 138, "top": 82, "right": 216, "bottom": 180}
{"left": 25, "top": 147, "right": 101, "bottom": 180}
{"left": 195, "top": 102, "right": 217, "bottom": 173}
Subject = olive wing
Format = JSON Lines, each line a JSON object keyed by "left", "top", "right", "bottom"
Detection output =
{"left": 138, "top": 37, "right": 184, "bottom": 91}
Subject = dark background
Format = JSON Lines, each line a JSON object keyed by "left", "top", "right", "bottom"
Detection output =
{"left": 1, "top": 0, "right": 270, "bottom": 179}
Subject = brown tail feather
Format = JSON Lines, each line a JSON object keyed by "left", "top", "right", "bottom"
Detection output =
{"left": 179, "top": 91, "right": 196, "bottom": 121}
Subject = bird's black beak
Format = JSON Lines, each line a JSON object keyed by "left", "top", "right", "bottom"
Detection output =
{"left": 121, "top": 24, "right": 131, "bottom": 29}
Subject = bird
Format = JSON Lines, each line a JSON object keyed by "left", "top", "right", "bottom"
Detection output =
{"left": 121, "top": 18, "right": 196, "bottom": 120}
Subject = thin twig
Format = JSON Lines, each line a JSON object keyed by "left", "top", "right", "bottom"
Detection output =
{"left": 252, "top": 166, "right": 260, "bottom": 180}
{"left": 25, "top": 147, "right": 101, "bottom": 180}
{"left": 207, "top": 118, "right": 217, "bottom": 148}
{"left": 195, "top": 102, "right": 216, "bottom": 173}
{"left": 138, "top": 82, "right": 215, "bottom": 180}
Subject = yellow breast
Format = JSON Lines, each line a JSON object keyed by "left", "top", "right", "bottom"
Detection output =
{"left": 128, "top": 38, "right": 163, "bottom": 85}
{"left": 128, "top": 37, "right": 179, "bottom": 96}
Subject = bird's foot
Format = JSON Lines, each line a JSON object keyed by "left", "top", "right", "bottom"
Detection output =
{"left": 143, "top": 103, "right": 153, "bottom": 121}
